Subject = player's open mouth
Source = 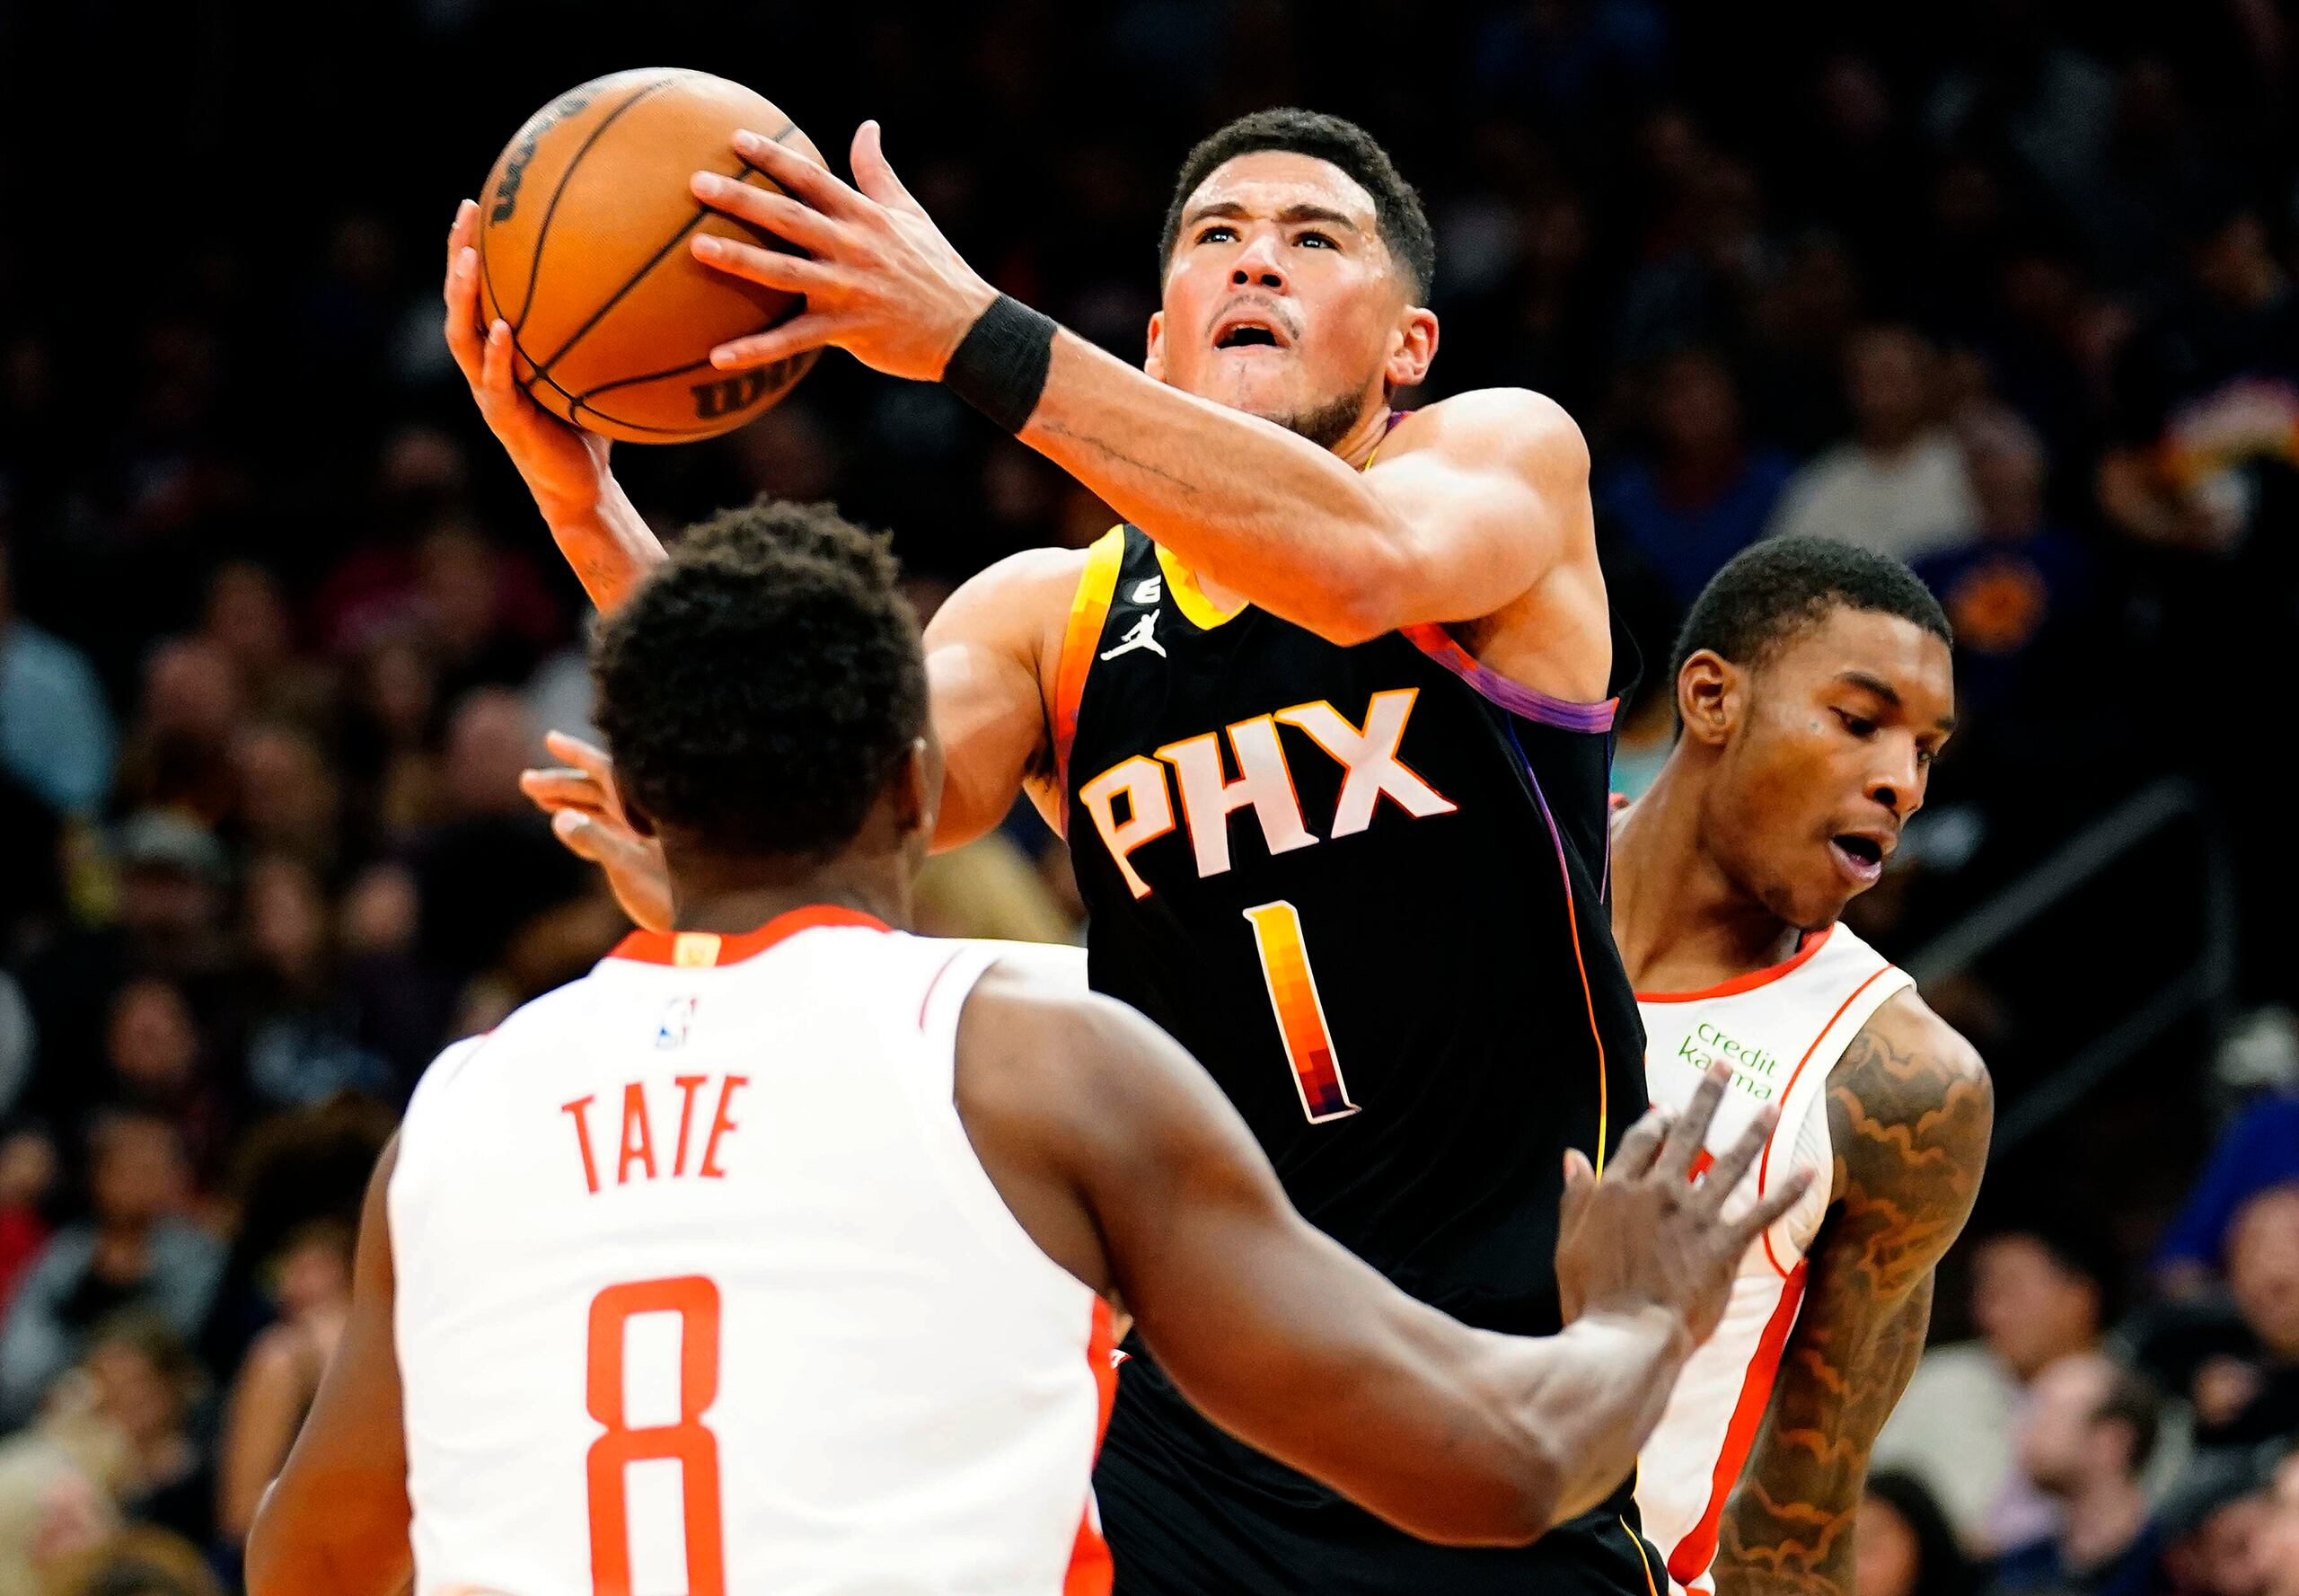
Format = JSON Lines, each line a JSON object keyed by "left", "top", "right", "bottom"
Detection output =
{"left": 1828, "top": 833, "right": 1886, "bottom": 886}
{"left": 1213, "top": 316, "right": 1290, "bottom": 351}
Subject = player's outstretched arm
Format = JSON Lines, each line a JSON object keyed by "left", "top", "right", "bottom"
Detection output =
{"left": 442, "top": 198, "right": 665, "bottom": 612}
{"left": 958, "top": 969, "right": 1809, "bottom": 1547}
{"left": 246, "top": 1139, "right": 413, "bottom": 1596}
{"left": 1713, "top": 994, "right": 1993, "bottom": 1596}
{"left": 686, "top": 123, "right": 1582, "bottom": 646}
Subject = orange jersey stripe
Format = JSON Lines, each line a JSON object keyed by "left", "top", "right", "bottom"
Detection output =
{"left": 1666, "top": 1259, "right": 1810, "bottom": 1589}
{"left": 1051, "top": 527, "right": 1129, "bottom": 822}
{"left": 1756, "top": 964, "right": 1890, "bottom": 1277}
{"left": 1061, "top": 1299, "right": 1120, "bottom": 1596}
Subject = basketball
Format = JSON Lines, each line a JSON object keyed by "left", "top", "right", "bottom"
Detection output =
{"left": 473, "top": 69, "right": 824, "bottom": 444}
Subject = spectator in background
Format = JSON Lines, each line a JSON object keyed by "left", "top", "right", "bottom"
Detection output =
{"left": 1913, "top": 408, "right": 2091, "bottom": 723}
{"left": 15, "top": 815, "right": 233, "bottom": 1136}
{"left": 0, "top": 533, "right": 116, "bottom": 819}
{"left": 1992, "top": 1354, "right": 2163, "bottom": 1596}
{"left": 2206, "top": 1184, "right": 2299, "bottom": 1446}
{"left": 1767, "top": 323, "right": 1981, "bottom": 561}
{"left": 195, "top": 563, "right": 328, "bottom": 731}
{"left": 1861, "top": 1469, "right": 1984, "bottom": 1596}
{"left": 405, "top": 687, "right": 589, "bottom": 1004}
{"left": 110, "top": 640, "right": 242, "bottom": 828}
{"left": 2259, "top": 1450, "right": 2299, "bottom": 1596}
{"left": 213, "top": 1219, "right": 350, "bottom": 1548}
{"left": 1879, "top": 1221, "right": 2114, "bottom": 1553}
{"left": 0, "top": 1125, "right": 56, "bottom": 1316}
{"left": 69, "top": 1316, "right": 211, "bottom": 1550}
{"left": 0, "top": 1114, "right": 221, "bottom": 1426}
{"left": 1598, "top": 345, "right": 1796, "bottom": 611}
{"left": 237, "top": 857, "right": 395, "bottom": 1112}
{"left": 2157, "top": 1097, "right": 2299, "bottom": 1296}
{"left": 2155, "top": 1446, "right": 2278, "bottom": 1596}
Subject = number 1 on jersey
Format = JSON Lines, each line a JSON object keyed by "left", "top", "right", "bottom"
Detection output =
{"left": 1244, "top": 900, "right": 1361, "bottom": 1124}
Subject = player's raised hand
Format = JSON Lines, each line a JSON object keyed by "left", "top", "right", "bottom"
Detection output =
{"left": 442, "top": 200, "right": 614, "bottom": 521}
{"left": 518, "top": 730, "right": 674, "bottom": 931}
{"left": 686, "top": 119, "right": 1000, "bottom": 381}
{"left": 1554, "top": 1063, "right": 1813, "bottom": 1349}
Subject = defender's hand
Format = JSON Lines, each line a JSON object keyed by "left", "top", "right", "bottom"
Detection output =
{"left": 443, "top": 199, "right": 615, "bottom": 522}
{"left": 686, "top": 119, "right": 999, "bottom": 379}
{"left": 1555, "top": 1063, "right": 1813, "bottom": 1349}
{"left": 518, "top": 730, "right": 673, "bottom": 931}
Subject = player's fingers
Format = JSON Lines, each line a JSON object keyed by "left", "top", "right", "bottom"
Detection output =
{"left": 480, "top": 319, "right": 521, "bottom": 409}
{"left": 1729, "top": 1167, "right": 1816, "bottom": 1251}
{"left": 850, "top": 119, "right": 923, "bottom": 215}
{"left": 1699, "top": 1107, "right": 1780, "bottom": 1211}
{"left": 443, "top": 200, "right": 476, "bottom": 299}
{"left": 518, "top": 766, "right": 608, "bottom": 816}
{"left": 691, "top": 233, "right": 832, "bottom": 296}
{"left": 443, "top": 247, "right": 486, "bottom": 386}
{"left": 550, "top": 807, "right": 613, "bottom": 863}
{"left": 689, "top": 172, "right": 842, "bottom": 254}
{"left": 709, "top": 313, "right": 839, "bottom": 373}
{"left": 732, "top": 125, "right": 861, "bottom": 217}
{"left": 543, "top": 730, "right": 614, "bottom": 785}
{"left": 1608, "top": 1107, "right": 1671, "bottom": 1180}
{"left": 1557, "top": 1146, "right": 1596, "bottom": 1229}
{"left": 1657, "top": 1063, "right": 1731, "bottom": 1183}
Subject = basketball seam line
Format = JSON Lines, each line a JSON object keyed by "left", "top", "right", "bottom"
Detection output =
{"left": 525, "top": 119, "right": 799, "bottom": 385}
{"left": 518, "top": 357, "right": 720, "bottom": 435}
{"left": 512, "top": 75, "right": 681, "bottom": 336}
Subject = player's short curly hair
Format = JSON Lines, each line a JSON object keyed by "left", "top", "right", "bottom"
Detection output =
{"left": 1669, "top": 536, "right": 1952, "bottom": 692}
{"left": 1160, "top": 108, "right": 1436, "bottom": 301}
{"left": 592, "top": 499, "right": 927, "bottom": 860}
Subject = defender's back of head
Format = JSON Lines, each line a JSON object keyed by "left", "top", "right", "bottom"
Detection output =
{"left": 591, "top": 500, "right": 930, "bottom": 875}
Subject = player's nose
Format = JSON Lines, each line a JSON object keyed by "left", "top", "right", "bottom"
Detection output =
{"left": 1230, "top": 230, "right": 1289, "bottom": 290}
{"left": 1865, "top": 741, "right": 1925, "bottom": 817}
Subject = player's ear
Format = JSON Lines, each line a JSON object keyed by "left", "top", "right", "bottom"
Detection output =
{"left": 1384, "top": 305, "right": 1439, "bottom": 392}
{"left": 1677, "top": 650, "right": 1739, "bottom": 748}
{"left": 1144, "top": 310, "right": 1167, "bottom": 382}
{"left": 892, "top": 736, "right": 938, "bottom": 847}
{"left": 612, "top": 767, "right": 658, "bottom": 839}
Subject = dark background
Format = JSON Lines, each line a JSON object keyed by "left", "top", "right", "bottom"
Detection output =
{"left": 2, "top": 2, "right": 2296, "bottom": 1592}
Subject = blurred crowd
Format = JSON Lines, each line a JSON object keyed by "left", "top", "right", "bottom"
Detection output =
{"left": 5, "top": 0, "right": 2299, "bottom": 1592}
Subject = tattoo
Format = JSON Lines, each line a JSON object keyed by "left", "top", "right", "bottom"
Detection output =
{"left": 1713, "top": 1006, "right": 1993, "bottom": 1596}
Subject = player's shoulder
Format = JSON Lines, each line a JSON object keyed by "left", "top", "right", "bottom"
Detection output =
{"left": 933, "top": 542, "right": 1097, "bottom": 627}
{"left": 1829, "top": 987, "right": 1995, "bottom": 1160}
{"left": 405, "top": 974, "right": 606, "bottom": 1111}
{"left": 1391, "top": 387, "right": 1589, "bottom": 476}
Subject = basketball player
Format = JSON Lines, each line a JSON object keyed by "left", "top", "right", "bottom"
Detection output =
{"left": 244, "top": 504, "right": 1806, "bottom": 1596}
{"left": 449, "top": 110, "right": 1658, "bottom": 1592}
{"left": 1608, "top": 539, "right": 1995, "bottom": 1596}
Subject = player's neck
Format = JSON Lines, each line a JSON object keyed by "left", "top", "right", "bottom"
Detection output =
{"left": 1610, "top": 761, "right": 1802, "bottom": 992}
{"left": 661, "top": 845, "right": 912, "bottom": 937}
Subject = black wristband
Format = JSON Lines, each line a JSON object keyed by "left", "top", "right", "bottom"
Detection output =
{"left": 942, "top": 294, "right": 1056, "bottom": 434}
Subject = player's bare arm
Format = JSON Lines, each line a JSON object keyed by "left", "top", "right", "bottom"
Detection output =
{"left": 689, "top": 123, "right": 1599, "bottom": 670}
{"left": 957, "top": 965, "right": 1810, "bottom": 1548}
{"left": 245, "top": 1139, "right": 413, "bottom": 1596}
{"left": 1713, "top": 993, "right": 1993, "bottom": 1596}
{"left": 443, "top": 198, "right": 665, "bottom": 612}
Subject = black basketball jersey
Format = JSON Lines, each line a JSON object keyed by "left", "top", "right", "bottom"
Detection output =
{"left": 1058, "top": 520, "right": 1652, "bottom": 1562}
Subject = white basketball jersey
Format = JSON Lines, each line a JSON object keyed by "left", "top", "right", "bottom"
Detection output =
{"left": 389, "top": 907, "right": 1115, "bottom": 1596}
{"left": 1632, "top": 922, "right": 1913, "bottom": 1596}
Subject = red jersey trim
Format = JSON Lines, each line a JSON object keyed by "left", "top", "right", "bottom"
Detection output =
{"left": 1635, "top": 925, "right": 1834, "bottom": 1005}
{"left": 606, "top": 905, "right": 892, "bottom": 968}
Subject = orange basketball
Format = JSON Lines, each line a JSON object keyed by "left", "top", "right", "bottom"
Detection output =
{"left": 474, "top": 69, "right": 823, "bottom": 444}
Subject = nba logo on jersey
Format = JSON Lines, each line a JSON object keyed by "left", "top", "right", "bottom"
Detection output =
{"left": 656, "top": 996, "right": 695, "bottom": 1049}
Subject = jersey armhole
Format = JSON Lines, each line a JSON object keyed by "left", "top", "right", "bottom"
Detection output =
{"left": 1049, "top": 526, "right": 1128, "bottom": 816}
{"left": 906, "top": 948, "right": 1104, "bottom": 1314}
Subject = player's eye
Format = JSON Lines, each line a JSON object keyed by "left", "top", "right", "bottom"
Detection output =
{"left": 1835, "top": 710, "right": 1877, "bottom": 738}
{"left": 1197, "top": 225, "right": 1238, "bottom": 245}
{"left": 1296, "top": 231, "right": 1336, "bottom": 249}
{"left": 1916, "top": 745, "right": 1938, "bottom": 768}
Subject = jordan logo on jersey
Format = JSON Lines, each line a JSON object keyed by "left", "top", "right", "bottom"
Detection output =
{"left": 1100, "top": 611, "right": 1167, "bottom": 663}
{"left": 1077, "top": 687, "right": 1458, "bottom": 898}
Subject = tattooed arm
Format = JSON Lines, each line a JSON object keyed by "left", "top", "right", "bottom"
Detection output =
{"left": 1713, "top": 992, "right": 1994, "bottom": 1596}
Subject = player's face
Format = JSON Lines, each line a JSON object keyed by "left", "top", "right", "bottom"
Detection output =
{"left": 1148, "top": 153, "right": 1434, "bottom": 447}
{"left": 1705, "top": 608, "right": 1956, "bottom": 931}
